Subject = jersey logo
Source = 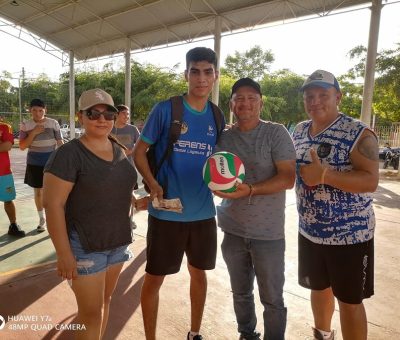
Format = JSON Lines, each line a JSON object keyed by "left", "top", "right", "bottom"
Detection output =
{"left": 180, "top": 122, "right": 188, "bottom": 135}
{"left": 207, "top": 125, "right": 215, "bottom": 137}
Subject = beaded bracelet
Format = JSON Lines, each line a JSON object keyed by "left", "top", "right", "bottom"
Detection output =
{"left": 247, "top": 183, "right": 254, "bottom": 205}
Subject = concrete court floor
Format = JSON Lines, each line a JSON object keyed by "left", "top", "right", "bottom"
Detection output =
{"left": 0, "top": 148, "right": 399, "bottom": 339}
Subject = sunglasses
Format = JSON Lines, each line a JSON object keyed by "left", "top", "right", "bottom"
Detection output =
{"left": 83, "top": 110, "right": 116, "bottom": 121}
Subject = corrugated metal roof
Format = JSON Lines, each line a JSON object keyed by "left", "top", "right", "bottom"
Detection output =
{"left": 0, "top": 0, "right": 374, "bottom": 61}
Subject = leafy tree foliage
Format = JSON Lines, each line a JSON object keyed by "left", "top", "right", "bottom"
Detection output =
{"left": 2, "top": 43, "right": 399, "bottom": 133}
{"left": 337, "top": 76, "right": 363, "bottom": 119}
{"left": 221, "top": 45, "right": 274, "bottom": 80}
{"left": 261, "top": 69, "right": 305, "bottom": 127}
{"left": 0, "top": 71, "right": 19, "bottom": 113}
{"left": 346, "top": 44, "right": 400, "bottom": 122}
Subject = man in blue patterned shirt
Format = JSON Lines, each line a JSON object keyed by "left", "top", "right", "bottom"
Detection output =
{"left": 292, "top": 70, "right": 379, "bottom": 340}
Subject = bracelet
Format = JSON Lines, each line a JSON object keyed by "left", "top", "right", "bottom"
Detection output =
{"left": 247, "top": 183, "right": 254, "bottom": 205}
{"left": 321, "top": 167, "right": 328, "bottom": 185}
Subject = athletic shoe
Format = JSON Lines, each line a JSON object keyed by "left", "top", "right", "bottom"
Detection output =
{"left": 130, "top": 220, "right": 137, "bottom": 230}
{"left": 239, "top": 331, "right": 261, "bottom": 340}
{"left": 8, "top": 223, "right": 26, "bottom": 237}
{"left": 187, "top": 332, "right": 203, "bottom": 340}
{"left": 313, "top": 327, "right": 335, "bottom": 340}
{"left": 37, "top": 225, "right": 47, "bottom": 233}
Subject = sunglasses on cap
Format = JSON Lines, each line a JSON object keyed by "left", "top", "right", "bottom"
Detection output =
{"left": 83, "top": 109, "right": 116, "bottom": 121}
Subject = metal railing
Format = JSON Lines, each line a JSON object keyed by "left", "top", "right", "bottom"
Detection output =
{"left": 373, "top": 123, "right": 400, "bottom": 147}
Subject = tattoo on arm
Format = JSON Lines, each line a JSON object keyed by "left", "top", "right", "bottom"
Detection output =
{"left": 357, "top": 135, "right": 379, "bottom": 161}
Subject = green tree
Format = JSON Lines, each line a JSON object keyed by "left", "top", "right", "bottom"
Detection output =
{"left": 0, "top": 71, "right": 18, "bottom": 113}
{"left": 347, "top": 44, "right": 400, "bottom": 122}
{"left": 217, "top": 74, "right": 236, "bottom": 122}
{"left": 337, "top": 76, "right": 363, "bottom": 119}
{"left": 261, "top": 69, "right": 305, "bottom": 126}
{"left": 132, "top": 63, "right": 186, "bottom": 120}
{"left": 19, "top": 73, "right": 61, "bottom": 118}
{"left": 221, "top": 45, "right": 274, "bottom": 80}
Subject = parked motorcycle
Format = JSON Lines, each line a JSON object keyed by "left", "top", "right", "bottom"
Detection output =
{"left": 383, "top": 147, "right": 399, "bottom": 170}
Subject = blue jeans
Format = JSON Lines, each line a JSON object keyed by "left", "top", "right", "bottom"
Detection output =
{"left": 221, "top": 232, "right": 286, "bottom": 340}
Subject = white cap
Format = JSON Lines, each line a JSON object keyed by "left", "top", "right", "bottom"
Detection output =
{"left": 301, "top": 70, "right": 340, "bottom": 92}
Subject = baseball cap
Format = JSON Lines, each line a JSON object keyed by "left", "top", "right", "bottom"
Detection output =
{"left": 301, "top": 70, "right": 340, "bottom": 92}
{"left": 231, "top": 78, "right": 262, "bottom": 98}
{"left": 78, "top": 88, "right": 118, "bottom": 112}
{"left": 30, "top": 98, "right": 45, "bottom": 108}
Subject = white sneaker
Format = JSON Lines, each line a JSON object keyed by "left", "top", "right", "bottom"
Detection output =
{"left": 37, "top": 225, "right": 47, "bottom": 232}
{"left": 37, "top": 218, "right": 46, "bottom": 232}
{"left": 312, "top": 327, "right": 335, "bottom": 340}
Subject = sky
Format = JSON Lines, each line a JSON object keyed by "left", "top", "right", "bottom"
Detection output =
{"left": 1, "top": 2, "right": 400, "bottom": 84}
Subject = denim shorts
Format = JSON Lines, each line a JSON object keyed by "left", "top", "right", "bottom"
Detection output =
{"left": 69, "top": 230, "right": 133, "bottom": 275}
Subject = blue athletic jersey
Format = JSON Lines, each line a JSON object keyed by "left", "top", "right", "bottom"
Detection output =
{"left": 141, "top": 98, "right": 224, "bottom": 222}
{"left": 293, "top": 113, "right": 375, "bottom": 245}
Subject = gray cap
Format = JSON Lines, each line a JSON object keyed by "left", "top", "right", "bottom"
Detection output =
{"left": 78, "top": 88, "right": 118, "bottom": 112}
{"left": 301, "top": 70, "right": 340, "bottom": 92}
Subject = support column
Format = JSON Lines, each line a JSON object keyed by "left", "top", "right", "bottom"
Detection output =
{"left": 125, "top": 39, "right": 132, "bottom": 110}
{"left": 360, "top": 0, "right": 382, "bottom": 126}
{"left": 69, "top": 51, "right": 76, "bottom": 139}
{"left": 212, "top": 16, "right": 222, "bottom": 105}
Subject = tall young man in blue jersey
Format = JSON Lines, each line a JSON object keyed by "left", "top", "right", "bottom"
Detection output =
{"left": 293, "top": 70, "right": 379, "bottom": 340}
{"left": 134, "top": 47, "right": 224, "bottom": 340}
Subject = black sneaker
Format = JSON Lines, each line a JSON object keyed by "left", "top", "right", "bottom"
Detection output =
{"left": 187, "top": 332, "right": 203, "bottom": 340}
{"left": 8, "top": 223, "right": 26, "bottom": 237}
{"left": 239, "top": 331, "right": 261, "bottom": 340}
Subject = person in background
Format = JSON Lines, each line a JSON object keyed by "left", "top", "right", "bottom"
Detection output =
{"left": 134, "top": 119, "right": 145, "bottom": 132}
{"left": 1, "top": 121, "right": 25, "bottom": 237}
{"left": 19, "top": 98, "right": 63, "bottom": 232}
{"left": 292, "top": 70, "right": 379, "bottom": 340}
{"left": 43, "top": 88, "right": 146, "bottom": 339}
{"left": 111, "top": 104, "right": 140, "bottom": 165}
{"left": 214, "top": 78, "right": 296, "bottom": 340}
{"left": 133, "top": 47, "right": 224, "bottom": 340}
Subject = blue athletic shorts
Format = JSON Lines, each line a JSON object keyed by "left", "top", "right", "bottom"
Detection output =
{"left": 69, "top": 229, "right": 133, "bottom": 275}
{"left": 0, "top": 174, "right": 16, "bottom": 202}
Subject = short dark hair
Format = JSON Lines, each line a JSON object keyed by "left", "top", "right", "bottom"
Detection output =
{"left": 30, "top": 98, "right": 45, "bottom": 108}
{"left": 116, "top": 104, "right": 129, "bottom": 112}
{"left": 186, "top": 47, "right": 217, "bottom": 69}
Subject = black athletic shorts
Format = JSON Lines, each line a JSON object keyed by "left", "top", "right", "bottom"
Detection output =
{"left": 145, "top": 215, "right": 217, "bottom": 276}
{"left": 298, "top": 233, "right": 374, "bottom": 304}
{"left": 24, "top": 164, "right": 45, "bottom": 188}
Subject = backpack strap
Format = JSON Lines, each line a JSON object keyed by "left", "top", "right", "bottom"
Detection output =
{"left": 152, "top": 96, "right": 184, "bottom": 197}
{"left": 169, "top": 96, "right": 184, "bottom": 143}
{"left": 154, "top": 96, "right": 223, "bottom": 197}
{"left": 153, "top": 96, "right": 184, "bottom": 173}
